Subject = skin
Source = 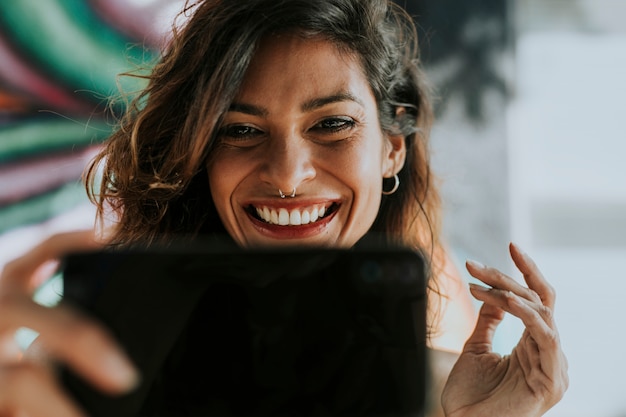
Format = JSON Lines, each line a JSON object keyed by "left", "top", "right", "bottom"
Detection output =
{"left": 442, "top": 244, "right": 569, "bottom": 417}
{"left": 0, "top": 36, "right": 567, "bottom": 417}
{"left": 0, "top": 231, "right": 137, "bottom": 417}
{"left": 207, "top": 34, "right": 405, "bottom": 248}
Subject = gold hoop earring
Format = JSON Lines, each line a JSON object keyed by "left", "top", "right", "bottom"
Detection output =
{"left": 381, "top": 174, "right": 400, "bottom": 195}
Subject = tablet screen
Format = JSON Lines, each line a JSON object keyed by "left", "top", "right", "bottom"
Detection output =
{"left": 60, "top": 245, "right": 428, "bottom": 417}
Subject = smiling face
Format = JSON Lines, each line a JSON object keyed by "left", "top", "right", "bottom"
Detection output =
{"left": 206, "top": 34, "right": 406, "bottom": 248}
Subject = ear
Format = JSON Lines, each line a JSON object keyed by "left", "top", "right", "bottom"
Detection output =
{"left": 382, "top": 131, "right": 406, "bottom": 178}
{"left": 382, "top": 106, "right": 408, "bottom": 177}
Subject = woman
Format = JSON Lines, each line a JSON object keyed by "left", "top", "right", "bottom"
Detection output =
{"left": 0, "top": 0, "right": 568, "bottom": 416}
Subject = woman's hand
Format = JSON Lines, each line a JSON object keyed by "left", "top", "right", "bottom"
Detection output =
{"left": 0, "top": 230, "right": 139, "bottom": 417}
{"left": 441, "top": 243, "right": 568, "bottom": 417}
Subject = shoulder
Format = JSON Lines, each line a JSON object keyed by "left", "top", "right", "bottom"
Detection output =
{"left": 428, "top": 246, "right": 477, "bottom": 352}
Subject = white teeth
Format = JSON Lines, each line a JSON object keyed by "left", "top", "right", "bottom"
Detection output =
{"left": 289, "top": 210, "right": 302, "bottom": 225}
{"left": 278, "top": 208, "right": 289, "bottom": 225}
{"left": 254, "top": 205, "right": 331, "bottom": 226}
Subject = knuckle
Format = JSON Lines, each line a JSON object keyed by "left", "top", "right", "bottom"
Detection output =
{"left": 527, "top": 289, "right": 542, "bottom": 303}
{"left": 544, "top": 329, "right": 560, "bottom": 350}
{"left": 502, "top": 290, "right": 516, "bottom": 303}
{"left": 539, "top": 305, "right": 554, "bottom": 322}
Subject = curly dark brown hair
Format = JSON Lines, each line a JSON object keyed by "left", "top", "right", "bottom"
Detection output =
{"left": 85, "top": 0, "right": 440, "bottom": 259}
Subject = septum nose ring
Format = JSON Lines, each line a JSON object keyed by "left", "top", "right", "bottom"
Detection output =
{"left": 279, "top": 188, "right": 296, "bottom": 198}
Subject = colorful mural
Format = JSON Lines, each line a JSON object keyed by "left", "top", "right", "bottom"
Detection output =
{"left": 0, "top": 0, "right": 184, "bottom": 234}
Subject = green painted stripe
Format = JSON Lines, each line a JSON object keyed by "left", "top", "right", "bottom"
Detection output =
{"left": 0, "top": 0, "right": 155, "bottom": 100}
{"left": 0, "top": 181, "right": 89, "bottom": 234}
{"left": 0, "top": 119, "right": 112, "bottom": 163}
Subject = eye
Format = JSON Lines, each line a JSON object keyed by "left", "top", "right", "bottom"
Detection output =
{"left": 218, "top": 124, "right": 265, "bottom": 147}
{"left": 220, "top": 125, "right": 262, "bottom": 138}
{"left": 312, "top": 117, "right": 356, "bottom": 133}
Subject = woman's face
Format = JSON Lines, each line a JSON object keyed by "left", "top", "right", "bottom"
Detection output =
{"left": 207, "top": 34, "right": 405, "bottom": 247}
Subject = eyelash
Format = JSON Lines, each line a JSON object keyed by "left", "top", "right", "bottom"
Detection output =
{"left": 219, "top": 125, "right": 263, "bottom": 140}
{"left": 217, "top": 117, "right": 356, "bottom": 144}
{"left": 312, "top": 117, "right": 356, "bottom": 133}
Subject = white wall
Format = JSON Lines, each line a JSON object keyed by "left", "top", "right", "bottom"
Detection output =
{"left": 509, "top": 2, "right": 626, "bottom": 415}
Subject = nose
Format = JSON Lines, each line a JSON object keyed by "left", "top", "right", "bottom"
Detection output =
{"left": 258, "top": 135, "right": 316, "bottom": 195}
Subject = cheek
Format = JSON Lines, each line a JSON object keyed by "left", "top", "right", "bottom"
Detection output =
{"left": 206, "top": 155, "right": 239, "bottom": 213}
{"left": 346, "top": 136, "right": 388, "bottom": 187}
{"left": 334, "top": 136, "right": 386, "bottom": 222}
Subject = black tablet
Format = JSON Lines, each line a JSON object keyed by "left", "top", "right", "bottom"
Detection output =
{"left": 60, "top": 244, "right": 428, "bottom": 417}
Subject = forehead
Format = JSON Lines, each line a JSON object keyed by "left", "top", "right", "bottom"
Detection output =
{"left": 234, "top": 34, "right": 373, "bottom": 105}
{"left": 253, "top": 33, "right": 357, "bottom": 63}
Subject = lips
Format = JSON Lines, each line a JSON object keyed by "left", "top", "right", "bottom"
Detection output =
{"left": 250, "top": 203, "right": 337, "bottom": 226}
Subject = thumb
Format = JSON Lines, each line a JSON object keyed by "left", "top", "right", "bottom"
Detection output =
{"left": 463, "top": 301, "right": 505, "bottom": 354}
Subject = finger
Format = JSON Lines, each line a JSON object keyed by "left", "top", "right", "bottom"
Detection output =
{"left": 467, "top": 275, "right": 554, "bottom": 328}
{"left": 506, "top": 294, "right": 564, "bottom": 380}
{"left": 463, "top": 291, "right": 505, "bottom": 354}
{"left": 470, "top": 282, "right": 566, "bottom": 394}
{"left": 0, "top": 334, "right": 22, "bottom": 365}
{"left": 0, "top": 362, "right": 86, "bottom": 417}
{"left": 1, "top": 230, "right": 101, "bottom": 293}
{"left": 31, "top": 259, "right": 61, "bottom": 290}
{"left": 466, "top": 260, "right": 541, "bottom": 305}
{"left": 0, "top": 296, "right": 139, "bottom": 394}
{"left": 509, "top": 242, "right": 556, "bottom": 308}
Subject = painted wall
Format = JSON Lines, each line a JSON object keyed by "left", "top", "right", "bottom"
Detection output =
{"left": 0, "top": 0, "right": 186, "bottom": 234}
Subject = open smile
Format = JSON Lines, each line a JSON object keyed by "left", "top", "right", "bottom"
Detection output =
{"left": 247, "top": 203, "right": 339, "bottom": 226}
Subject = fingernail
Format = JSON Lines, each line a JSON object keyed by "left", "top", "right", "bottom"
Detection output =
{"left": 103, "top": 351, "right": 140, "bottom": 390}
{"left": 469, "top": 283, "right": 490, "bottom": 292}
{"left": 466, "top": 259, "right": 486, "bottom": 270}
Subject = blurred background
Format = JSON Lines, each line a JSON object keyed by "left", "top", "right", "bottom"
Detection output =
{"left": 0, "top": 0, "right": 625, "bottom": 416}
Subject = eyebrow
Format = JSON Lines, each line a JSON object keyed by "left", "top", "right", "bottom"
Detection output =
{"left": 228, "top": 102, "right": 268, "bottom": 117}
{"left": 228, "top": 91, "right": 364, "bottom": 117}
{"left": 301, "top": 92, "right": 364, "bottom": 112}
